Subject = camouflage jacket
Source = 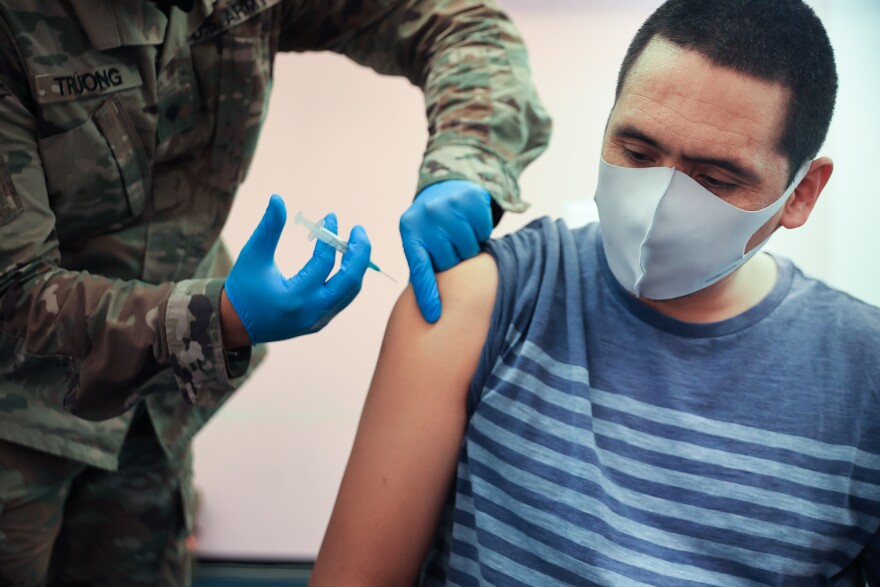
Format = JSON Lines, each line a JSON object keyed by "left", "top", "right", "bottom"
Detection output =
{"left": 0, "top": 0, "right": 551, "bottom": 469}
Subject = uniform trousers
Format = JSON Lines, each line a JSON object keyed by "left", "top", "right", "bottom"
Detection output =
{"left": 0, "top": 403, "right": 194, "bottom": 587}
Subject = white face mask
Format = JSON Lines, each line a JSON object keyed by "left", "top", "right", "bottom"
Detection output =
{"left": 594, "top": 158, "right": 809, "bottom": 300}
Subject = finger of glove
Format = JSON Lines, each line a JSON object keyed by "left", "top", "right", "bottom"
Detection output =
{"left": 288, "top": 213, "right": 339, "bottom": 290}
{"left": 403, "top": 238, "right": 441, "bottom": 323}
{"left": 459, "top": 187, "right": 494, "bottom": 242}
{"left": 442, "top": 212, "right": 482, "bottom": 260}
{"left": 305, "top": 284, "right": 361, "bottom": 336}
{"left": 420, "top": 229, "right": 460, "bottom": 272}
{"left": 323, "top": 225, "right": 371, "bottom": 301}
{"left": 241, "top": 194, "right": 287, "bottom": 262}
{"left": 321, "top": 213, "right": 339, "bottom": 237}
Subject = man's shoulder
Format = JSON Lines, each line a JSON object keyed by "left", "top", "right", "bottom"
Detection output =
{"left": 429, "top": 217, "right": 588, "bottom": 352}
{"left": 786, "top": 263, "right": 880, "bottom": 342}
{"left": 484, "top": 216, "right": 599, "bottom": 274}
{"left": 488, "top": 215, "right": 596, "bottom": 246}
{"left": 434, "top": 251, "right": 499, "bottom": 319}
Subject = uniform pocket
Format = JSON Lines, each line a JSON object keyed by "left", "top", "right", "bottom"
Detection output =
{"left": 211, "top": 35, "right": 271, "bottom": 192}
{"left": 38, "top": 97, "right": 151, "bottom": 243}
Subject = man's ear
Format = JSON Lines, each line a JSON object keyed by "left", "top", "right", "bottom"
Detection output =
{"left": 779, "top": 157, "right": 833, "bottom": 229}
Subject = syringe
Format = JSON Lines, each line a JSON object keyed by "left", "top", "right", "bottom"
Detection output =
{"left": 294, "top": 211, "right": 397, "bottom": 283}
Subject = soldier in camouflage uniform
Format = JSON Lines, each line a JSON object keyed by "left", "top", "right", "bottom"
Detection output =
{"left": 0, "top": 0, "right": 551, "bottom": 585}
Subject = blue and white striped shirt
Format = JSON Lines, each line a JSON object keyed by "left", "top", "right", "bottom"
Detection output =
{"left": 420, "top": 219, "right": 880, "bottom": 586}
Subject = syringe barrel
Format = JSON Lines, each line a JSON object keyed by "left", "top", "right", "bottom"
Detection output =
{"left": 318, "top": 228, "right": 349, "bottom": 254}
{"left": 295, "top": 211, "right": 350, "bottom": 253}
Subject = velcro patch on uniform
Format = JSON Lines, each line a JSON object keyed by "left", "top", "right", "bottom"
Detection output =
{"left": 33, "top": 65, "right": 143, "bottom": 105}
{"left": 190, "top": 0, "right": 282, "bottom": 43}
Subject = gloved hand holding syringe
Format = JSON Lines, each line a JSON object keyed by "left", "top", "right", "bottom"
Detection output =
{"left": 294, "top": 211, "right": 397, "bottom": 283}
{"left": 223, "top": 194, "right": 380, "bottom": 346}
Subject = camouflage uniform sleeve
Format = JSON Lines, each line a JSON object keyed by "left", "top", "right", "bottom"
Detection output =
{"left": 278, "top": 0, "right": 552, "bottom": 213}
{"left": 0, "top": 79, "right": 244, "bottom": 421}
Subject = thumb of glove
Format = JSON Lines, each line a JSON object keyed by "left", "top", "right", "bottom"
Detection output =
{"left": 241, "top": 194, "right": 287, "bottom": 264}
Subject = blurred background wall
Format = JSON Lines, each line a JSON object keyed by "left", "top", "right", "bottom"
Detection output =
{"left": 193, "top": 0, "right": 880, "bottom": 560}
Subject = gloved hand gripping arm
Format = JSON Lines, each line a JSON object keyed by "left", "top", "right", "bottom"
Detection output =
{"left": 400, "top": 180, "right": 493, "bottom": 324}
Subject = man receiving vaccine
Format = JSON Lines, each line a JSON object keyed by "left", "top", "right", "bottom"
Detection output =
{"left": 312, "top": 1, "right": 880, "bottom": 585}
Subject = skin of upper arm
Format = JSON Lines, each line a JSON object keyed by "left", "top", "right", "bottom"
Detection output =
{"left": 309, "top": 252, "right": 499, "bottom": 587}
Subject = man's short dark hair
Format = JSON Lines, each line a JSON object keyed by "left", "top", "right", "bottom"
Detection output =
{"left": 616, "top": 0, "right": 837, "bottom": 184}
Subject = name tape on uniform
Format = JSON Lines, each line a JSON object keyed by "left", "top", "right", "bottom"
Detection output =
{"left": 190, "top": 0, "right": 282, "bottom": 43}
{"left": 33, "top": 66, "right": 143, "bottom": 104}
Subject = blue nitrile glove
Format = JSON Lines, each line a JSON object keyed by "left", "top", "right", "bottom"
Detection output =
{"left": 225, "top": 194, "right": 372, "bottom": 344}
{"left": 400, "top": 180, "right": 493, "bottom": 323}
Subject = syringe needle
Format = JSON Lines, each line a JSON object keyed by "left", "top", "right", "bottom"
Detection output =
{"left": 368, "top": 261, "right": 397, "bottom": 283}
{"left": 378, "top": 269, "right": 398, "bottom": 283}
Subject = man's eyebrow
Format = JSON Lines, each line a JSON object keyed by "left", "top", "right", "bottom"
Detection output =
{"left": 684, "top": 154, "right": 761, "bottom": 185}
{"left": 615, "top": 125, "right": 666, "bottom": 151}
{"left": 613, "top": 125, "right": 761, "bottom": 184}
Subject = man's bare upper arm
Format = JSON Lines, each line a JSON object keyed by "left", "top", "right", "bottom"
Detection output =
{"left": 310, "top": 252, "right": 499, "bottom": 587}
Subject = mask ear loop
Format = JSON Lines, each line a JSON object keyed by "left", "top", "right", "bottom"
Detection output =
{"left": 736, "top": 161, "right": 812, "bottom": 256}
{"left": 633, "top": 167, "right": 677, "bottom": 297}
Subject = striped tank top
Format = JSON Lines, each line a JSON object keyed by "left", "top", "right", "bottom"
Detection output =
{"left": 420, "top": 218, "right": 880, "bottom": 586}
